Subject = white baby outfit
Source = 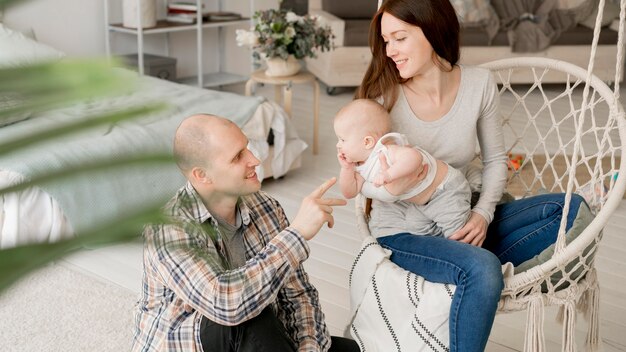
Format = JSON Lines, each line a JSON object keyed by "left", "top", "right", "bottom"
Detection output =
{"left": 357, "top": 133, "right": 471, "bottom": 238}
{"left": 356, "top": 133, "right": 437, "bottom": 202}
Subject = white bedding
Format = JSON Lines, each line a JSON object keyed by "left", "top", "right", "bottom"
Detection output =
{"left": 0, "top": 74, "right": 306, "bottom": 249}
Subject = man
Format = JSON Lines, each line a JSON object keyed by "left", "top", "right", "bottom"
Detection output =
{"left": 132, "top": 114, "right": 359, "bottom": 351}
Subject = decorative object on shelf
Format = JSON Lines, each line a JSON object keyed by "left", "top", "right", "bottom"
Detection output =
{"left": 236, "top": 8, "right": 334, "bottom": 77}
{"left": 122, "top": 0, "right": 157, "bottom": 28}
{"left": 165, "top": 1, "right": 205, "bottom": 24}
{"left": 120, "top": 53, "right": 177, "bottom": 81}
{"left": 265, "top": 54, "right": 301, "bottom": 77}
{"left": 205, "top": 11, "right": 242, "bottom": 21}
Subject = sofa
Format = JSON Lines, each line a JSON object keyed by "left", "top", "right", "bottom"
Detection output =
{"left": 306, "top": 0, "right": 622, "bottom": 93}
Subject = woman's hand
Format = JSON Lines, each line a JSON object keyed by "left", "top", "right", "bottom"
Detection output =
{"left": 449, "top": 212, "right": 488, "bottom": 247}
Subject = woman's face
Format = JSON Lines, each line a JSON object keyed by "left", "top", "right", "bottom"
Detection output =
{"left": 380, "top": 12, "right": 435, "bottom": 79}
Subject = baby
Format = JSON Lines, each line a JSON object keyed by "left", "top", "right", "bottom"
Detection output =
{"left": 334, "top": 99, "right": 471, "bottom": 238}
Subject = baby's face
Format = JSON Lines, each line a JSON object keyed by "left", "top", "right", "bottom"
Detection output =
{"left": 334, "top": 119, "right": 371, "bottom": 163}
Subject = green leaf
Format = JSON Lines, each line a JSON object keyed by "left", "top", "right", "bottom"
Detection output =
{"left": 0, "top": 2, "right": 182, "bottom": 295}
{"left": 0, "top": 203, "right": 167, "bottom": 293}
{"left": 0, "top": 60, "right": 138, "bottom": 116}
{"left": 0, "top": 0, "right": 27, "bottom": 8}
{"left": 0, "top": 104, "right": 167, "bottom": 156}
{"left": 0, "top": 153, "right": 174, "bottom": 196}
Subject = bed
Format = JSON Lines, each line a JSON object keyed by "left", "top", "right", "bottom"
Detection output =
{"left": 0, "top": 24, "right": 307, "bottom": 249}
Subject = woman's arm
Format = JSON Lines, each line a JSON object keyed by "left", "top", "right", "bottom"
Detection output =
{"left": 450, "top": 72, "right": 507, "bottom": 246}
{"left": 473, "top": 72, "right": 508, "bottom": 223}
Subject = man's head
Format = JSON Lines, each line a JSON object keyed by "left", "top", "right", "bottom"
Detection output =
{"left": 333, "top": 99, "right": 391, "bottom": 163}
{"left": 173, "top": 114, "right": 261, "bottom": 200}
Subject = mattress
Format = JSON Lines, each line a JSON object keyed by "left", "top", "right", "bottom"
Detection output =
{"left": 0, "top": 72, "right": 307, "bottom": 249}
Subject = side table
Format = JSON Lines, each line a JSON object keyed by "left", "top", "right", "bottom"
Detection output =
{"left": 245, "top": 70, "right": 320, "bottom": 155}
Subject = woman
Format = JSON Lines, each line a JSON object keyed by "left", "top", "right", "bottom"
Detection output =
{"left": 355, "top": 0, "right": 586, "bottom": 351}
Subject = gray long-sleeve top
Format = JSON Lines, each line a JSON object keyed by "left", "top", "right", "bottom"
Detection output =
{"left": 388, "top": 65, "right": 508, "bottom": 223}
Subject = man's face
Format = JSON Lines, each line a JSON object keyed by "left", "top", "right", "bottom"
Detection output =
{"left": 206, "top": 123, "right": 261, "bottom": 198}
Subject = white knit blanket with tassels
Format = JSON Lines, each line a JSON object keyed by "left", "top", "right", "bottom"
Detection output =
{"left": 348, "top": 236, "right": 515, "bottom": 351}
{"left": 348, "top": 236, "right": 455, "bottom": 352}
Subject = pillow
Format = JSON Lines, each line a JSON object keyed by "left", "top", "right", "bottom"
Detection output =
{"left": 579, "top": 0, "right": 620, "bottom": 29}
{"left": 451, "top": 0, "right": 493, "bottom": 24}
{"left": 557, "top": 0, "right": 598, "bottom": 23}
{"left": 514, "top": 200, "right": 595, "bottom": 292}
{"left": 0, "top": 23, "right": 65, "bottom": 68}
{"left": 556, "top": 0, "right": 591, "bottom": 9}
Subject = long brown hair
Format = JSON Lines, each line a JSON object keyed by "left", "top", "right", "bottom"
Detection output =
{"left": 355, "top": 0, "right": 460, "bottom": 111}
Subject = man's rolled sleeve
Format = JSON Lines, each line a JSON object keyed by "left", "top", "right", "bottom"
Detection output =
{"left": 270, "top": 227, "right": 310, "bottom": 267}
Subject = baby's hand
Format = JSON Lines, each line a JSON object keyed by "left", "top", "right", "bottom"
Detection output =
{"left": 337, "top": 152, "right": 355, "bottom": 170}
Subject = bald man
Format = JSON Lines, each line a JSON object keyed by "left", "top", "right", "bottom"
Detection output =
{"left": 132, "top": 115, "right": 359, "bottom": 352}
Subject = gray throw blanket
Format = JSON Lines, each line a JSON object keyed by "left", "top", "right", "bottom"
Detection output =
{"left": 491, "top": 0, "right": 576, "bottom": 52}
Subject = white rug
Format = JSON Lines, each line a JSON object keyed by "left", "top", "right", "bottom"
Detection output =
{"left": 0, "top": 263, "right": 137, "bottom": 351}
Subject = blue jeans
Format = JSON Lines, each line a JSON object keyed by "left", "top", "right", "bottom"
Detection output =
{"left": 376, "top": 193, "right": 585, "bottom": 352}
{"left": 483, "top": 193, "right": 586, "bottom": 266}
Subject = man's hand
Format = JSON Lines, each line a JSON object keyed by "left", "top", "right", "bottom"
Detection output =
{"left": 448, "top": 212, "right": 488, "bottom": 247}
{"left": 337, "top": 152, "right": 355, "bottom": 170}
{"left": 291, "top": 177, "right": 347, "bottom": 240}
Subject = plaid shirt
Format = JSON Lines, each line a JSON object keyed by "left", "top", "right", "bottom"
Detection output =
{"left": 132, "top": 182, "right": 331, "bottom": 351}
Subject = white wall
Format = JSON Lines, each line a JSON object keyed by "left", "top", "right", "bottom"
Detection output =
{"left": 3, "top": 0, "right": 279, "bottom": 78}
{"left": 4, "top": 0, "right": 105, "bottom": 57}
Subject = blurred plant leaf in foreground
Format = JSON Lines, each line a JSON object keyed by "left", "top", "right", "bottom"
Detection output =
{"left": 0, "top": 57, "right": 172, "bottom": 292}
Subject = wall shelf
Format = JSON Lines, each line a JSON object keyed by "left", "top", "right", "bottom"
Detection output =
{"left": 107, "top": 18, "right": 250, "bottom": 34}
{"left": 104, "top": 0, "right": 254, "bottom": 89}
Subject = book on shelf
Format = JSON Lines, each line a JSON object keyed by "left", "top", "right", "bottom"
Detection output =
{"left": 167, "top": 2, "right": 203, "bottom": 12}
{"left": 167, "top": 8, "right": 199, "bottom": 14}
{"left": 204, "top": 11, "right": 242, "bottom": 21}
{"left": 165, "top": 13, "right": 196, "bottom": 24}
{"left": 165, "top": 11, "right": 243, "bottom": 24}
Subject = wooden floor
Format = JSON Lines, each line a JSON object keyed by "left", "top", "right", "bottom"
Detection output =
{"left": 230, "top": 80, "right": 626, "bottom": 351}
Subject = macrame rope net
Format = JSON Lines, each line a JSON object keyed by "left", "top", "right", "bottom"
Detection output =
{"left": 355, "top": 0, "right": 626, "bottom": 351}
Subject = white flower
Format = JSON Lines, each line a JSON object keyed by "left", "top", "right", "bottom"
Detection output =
{"left": 285, "top": 11, "right": 301, "bottom": 23}
{"left": 235, "top": 29, "right": 258, "bottom": 47}
{"left": 284, "top": 26, "right": 296, "bottom": 39}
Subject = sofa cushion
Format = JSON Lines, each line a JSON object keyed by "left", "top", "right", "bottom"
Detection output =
{"left": 344, "top": 20, "right": 371, "bottom": 47}
{"left": 460, "top": 25, "right": 618, "bottom": 46}
{"left": 579, "top": 0, "right": 620, "bottom": 29}
{"left": 451, "top": 0, "right": 493, "bottom": 24}
{"left": 322, "top": 0, "right": 377, "bottom": 19}
{"left": 557, "top": 0, "right": 597, "bottom": 22}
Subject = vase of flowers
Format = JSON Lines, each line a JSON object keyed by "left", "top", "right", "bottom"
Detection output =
{"left": 265, "top": 54, "right": 301, "bottom": 77}
{"left": 236, "top": 9, "right": 334, "bottom": 77}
